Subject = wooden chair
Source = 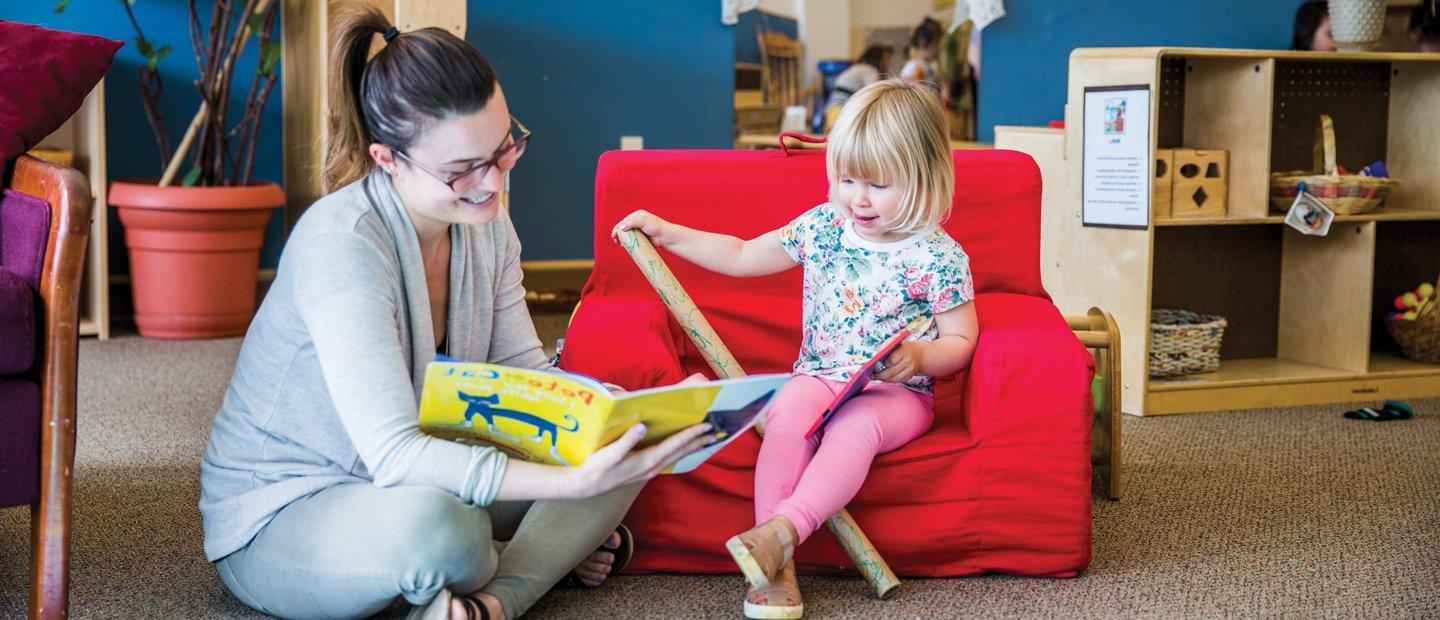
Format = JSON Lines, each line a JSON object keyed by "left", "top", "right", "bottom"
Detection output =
{"left": 3, "top": 154, "right": 92, "bottom": 619}
{"left": 756, "top": 27, "right": 804, "bottom": 109}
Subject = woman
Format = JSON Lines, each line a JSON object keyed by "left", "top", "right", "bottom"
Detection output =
{"left": 1412, "top": 0, "right": 1439, "bottom": 52}
{"left": 1292, "top": 1, "right": 1337, "bottom": 51}
{"left": 825, "top": 45, "right": 892, "bottom": 111}
{"left": 199, "top": 7, "right": 714, "bottom": 620}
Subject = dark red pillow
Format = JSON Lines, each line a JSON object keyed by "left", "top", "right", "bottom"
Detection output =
{"left": 0, "top": 20, "right": 122, "bottom": 179}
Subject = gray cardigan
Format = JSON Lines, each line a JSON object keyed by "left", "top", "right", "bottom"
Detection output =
{"left": 199, "top": 170, "right": 549, "bottom": 561}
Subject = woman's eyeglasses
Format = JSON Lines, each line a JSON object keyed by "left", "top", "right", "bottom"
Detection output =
{"left": 392, "top": 115, "right": 531, "bottom": 194}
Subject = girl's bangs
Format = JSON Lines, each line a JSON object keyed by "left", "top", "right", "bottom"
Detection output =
{"left": 829, "top": 117, "right": 905, "bottom": 183}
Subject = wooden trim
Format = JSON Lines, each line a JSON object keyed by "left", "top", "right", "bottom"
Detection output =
{"left": 1146, "top": 371, "right": 1440, "bottom": 415}
{"left": 520, "top": 260, "right": 592, "bottom": 295}
{"left": 281, "top": 0, "right": 327, "bottom": 231}
{"left": 1072, "top": 46, "right": 1440, "bottom": 62}
{"left": 1154, "top": 205, "right": 1440, "bottom": 226}
{"left": 521, "top": 259, "right": 593, "bottom": 271}
{"left": 10, "top": 155, "right": 92, "bottom": 620}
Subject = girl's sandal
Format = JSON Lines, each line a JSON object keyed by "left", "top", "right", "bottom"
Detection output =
{"left": 743, "top": 563, "right": 804, "bottom": 620}
{"left": 726, "top": 518, "right": 796, "bottom": 590}
{"left": 559, "top": 523, "right": 635, "bottom": 588}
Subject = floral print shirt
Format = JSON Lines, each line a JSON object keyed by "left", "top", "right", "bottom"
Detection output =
{"left": 779, "top": 203, "right": 974, "bottom": 391}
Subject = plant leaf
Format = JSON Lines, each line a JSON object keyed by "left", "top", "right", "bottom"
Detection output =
{"left": 135, "top": 37, "right": 153, "bottom": 58}
{"left": 259, "top": 40, "right": 281, "bottom": 76}
{"left": 247, "top": 12, "right": 265, "bottom": 36}
{"left": 54, "top": 0, "right": 69, "bottom": 13}
{"left": 181, "top": 167, "right": 201, "bottom": 187}
{"left": 155, "top": 44, "right": 172, "bottom": 60}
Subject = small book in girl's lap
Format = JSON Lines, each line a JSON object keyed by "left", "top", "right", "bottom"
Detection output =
{"left": 806, "top": 316, "right": 933, "bottom": 438}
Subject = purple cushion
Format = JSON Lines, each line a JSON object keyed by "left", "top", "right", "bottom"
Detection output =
{"left": 0, "top": 379, "right": 40, "bottom": 508}
{"left": 0, "top": 267, "right": 34, "bottom": 375}
{"left": 0, "top": 19, "right": 122, "bottom": 178}
{"left": 1, "top": 188, "right": 49, "bottom": 290}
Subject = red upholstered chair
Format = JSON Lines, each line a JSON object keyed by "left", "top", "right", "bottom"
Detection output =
{"left": 560, "top": 148, "right": 1097, "bottom": 578}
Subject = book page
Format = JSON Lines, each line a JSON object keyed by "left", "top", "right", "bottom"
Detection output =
{"left": 611, "top": 374, "right": 790, "bottom": 473}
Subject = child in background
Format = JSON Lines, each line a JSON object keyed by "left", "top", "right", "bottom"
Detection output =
{"left": 900, "top": 17, "right": 945, "bottom": 93}
{"left": 612, "top": 79, "right": 978, "bottom": 619}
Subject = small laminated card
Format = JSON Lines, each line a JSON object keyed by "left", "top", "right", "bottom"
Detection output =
{"left": 1284, "top": 185, "right": 1334, "bottom": 236}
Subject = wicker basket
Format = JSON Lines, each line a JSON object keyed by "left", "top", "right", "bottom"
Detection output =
{"left": 1384, "top": 317, "right": 1440, "bottom": 364}
{"left": 1270, "top": 114, "right": 1402, "bottom": 215}
{"left": 1149, "top": 309, "right": 1227, "bottom": 377}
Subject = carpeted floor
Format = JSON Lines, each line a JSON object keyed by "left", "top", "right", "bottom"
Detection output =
{"left": 2, "top": 330, "right": 1437, "bottom": 618}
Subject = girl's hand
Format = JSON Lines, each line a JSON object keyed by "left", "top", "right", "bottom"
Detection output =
{"left": 611, "top": 210, "right": 672, "bottom": 246}
{"left": 566, "top": 422, "right": 715, "bottom": 497}
{"left": 873, "top": 340, "right": 925, "bottom": 384}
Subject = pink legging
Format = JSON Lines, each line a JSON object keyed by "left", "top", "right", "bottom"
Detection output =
{"left": 755, "top": 374, "right": 934, "bottom": 543}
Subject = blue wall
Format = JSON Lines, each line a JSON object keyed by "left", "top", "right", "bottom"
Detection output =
{"left": 7, "top": 1, "right": 737, "bottom": 265}
{"left": 977, "top": 1, "right": 1301, "bottom": 143}
{"left": 1, "top": 0, "right": 287, "bottom": 271}
{"left": 472, "top": 0, "right": 734, "bottom": 260}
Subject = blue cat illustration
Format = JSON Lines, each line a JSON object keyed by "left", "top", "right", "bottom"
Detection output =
{"left": 458, "top": 391, "right": 580, "bottom": 465}
{"left": 703, "top": 391, "right": 775, "bottom": 445}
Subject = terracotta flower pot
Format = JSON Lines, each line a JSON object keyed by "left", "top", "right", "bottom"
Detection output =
{"left": 110, "top": 180, "right": 282, "bottom": 339}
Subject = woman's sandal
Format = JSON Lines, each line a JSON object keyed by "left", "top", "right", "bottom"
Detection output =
{"left": 726, "top": 518, "right": 796, "bottom": 590}
{"left": 559, "top": 523, "right": 634, "bottom": 588}
{"left": 406, "top": 588, "right": 497, "bottom": 620}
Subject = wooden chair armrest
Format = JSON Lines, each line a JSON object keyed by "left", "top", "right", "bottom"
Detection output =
{"left": 9, "top": 153, "right": 92, "bottom": 619}
{"left": 1065, "top": 307, "right": 1123, "bottom": 500}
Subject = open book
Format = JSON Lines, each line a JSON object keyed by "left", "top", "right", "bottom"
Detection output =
{"left": 419, "top": 361, "right": 789, "bottom": 474}
{"left": 806, "top": 316, "right": 934, "bottom": 438}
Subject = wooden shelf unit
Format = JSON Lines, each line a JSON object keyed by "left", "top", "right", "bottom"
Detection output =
{"left": 36, "top": 81, "right": 109, "bottom": 339}
{"left": 1044, "top": 48, "right": 1440, "bottom": 416}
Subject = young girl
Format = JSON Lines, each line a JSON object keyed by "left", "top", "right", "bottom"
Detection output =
{"left": 612, "top": 79, "right": 978, "bottom": 619}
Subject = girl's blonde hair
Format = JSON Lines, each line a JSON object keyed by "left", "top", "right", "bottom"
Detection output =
{"left": 826, "top": 79, "right": 954, "bottom": 235}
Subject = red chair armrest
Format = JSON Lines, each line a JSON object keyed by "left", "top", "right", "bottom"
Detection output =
{"left": 559, "top": 297, "right": 687, "bottom": 391}
{"left": 961, "top": 293, "right": 1096, "bottom": 443}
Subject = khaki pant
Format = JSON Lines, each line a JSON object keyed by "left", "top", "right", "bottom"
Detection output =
{"left": 216, "top": 481, "right": 642, "bottom": 619}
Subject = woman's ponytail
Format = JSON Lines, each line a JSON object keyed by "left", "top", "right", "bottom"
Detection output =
{"left": 324, "top": 6, "right": 391, "bottom": 191}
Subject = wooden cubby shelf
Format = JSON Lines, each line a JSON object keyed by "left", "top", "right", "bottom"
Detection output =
{"left": 1154, "top": 204, "right": 1440, "bottom": 226}
{"left": 1031, "top": 47, "right": 1440, "bottom": 416}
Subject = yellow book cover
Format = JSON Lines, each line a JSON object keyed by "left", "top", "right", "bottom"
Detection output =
{"left": 418, "top": 362, "right": 789, "bottom": 474}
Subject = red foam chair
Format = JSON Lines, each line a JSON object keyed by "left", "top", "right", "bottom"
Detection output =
{"left": 561, "top": 147, "right": 1095, "bottom": 578}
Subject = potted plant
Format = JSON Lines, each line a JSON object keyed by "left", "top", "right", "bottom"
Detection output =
{"left": 57, "top": 0, "right": 283, "bottom": 339}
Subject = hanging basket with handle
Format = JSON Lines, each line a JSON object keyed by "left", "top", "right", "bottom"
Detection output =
{"left": 1269, "top": 114, "right": 1401, "bottom": 215}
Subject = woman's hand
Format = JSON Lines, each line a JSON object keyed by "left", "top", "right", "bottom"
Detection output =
{"left": 873, "top": 340, "right": 926, "bottom": 384}
{"left": 566, "top": 422, "right": 715, "bottom": 498}
{"left": 611, "top": 210, "right": 673, "bottom": 247}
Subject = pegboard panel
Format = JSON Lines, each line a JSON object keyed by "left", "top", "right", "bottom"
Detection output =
{"left": 1158, "top": 56, "right": 1186, "bottom": 149}
{"left": 1152, "top": 226, "right": 1283, "bottom": 360}
{"left": 1371, "top": 221, "right": 1440, "bottom": 354}
{"left": 1271, "top": 60, "right": 1390, "bottom": 173}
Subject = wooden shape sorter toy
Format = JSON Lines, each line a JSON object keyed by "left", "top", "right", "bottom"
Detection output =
{"left": 1154, "top": 148, "right": 1175, "bottom": 218}
{"left": 1170, "top": 148, "right": 1228, "bottom": 218}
